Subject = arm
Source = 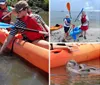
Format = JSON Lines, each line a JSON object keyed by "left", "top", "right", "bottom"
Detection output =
{"left": 65, "top": 18, "right": 71, "bottom": 26}
{"left": 65, "top": 20, "right": 69, "bottom": 26}
{"left": 0, "top": 18, "right": 19, "bottom": 54}
{"left": 0, "top": 34, "right": 14, "bottom": 54}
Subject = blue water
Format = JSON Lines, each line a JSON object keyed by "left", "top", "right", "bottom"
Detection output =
{"left": 50, "top": 11, "right": 100, "bottom": 28}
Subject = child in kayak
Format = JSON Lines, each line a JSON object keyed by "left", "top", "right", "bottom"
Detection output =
{"left": 0, "top": 1, "right": 49, "bottom": 54}
{"left": 0, "top": 0, "right": 15, "bottom": 32}
{"left": 79, "top": 11, "right": 89, "bottom": 39}
{"left": 63, "top": 15, "right": 71, "bottom": 40}
{"left": 0, "top": 0, "right": 11, "bottom": 24}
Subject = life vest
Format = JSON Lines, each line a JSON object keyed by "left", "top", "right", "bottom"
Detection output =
{"left": 64, "top": 18, "right": 71, "bottom": 23}
{"left": 20, "top": 15, "right": 44, "bottom": 41}
{"left": 28, "top": 13, "right": 48, "bottom": 32}
{"left": 0, "top": 7, "right": 11, "bottom": 24}
{"left": 81, "top": 15, "right": 87, "bottom": 24}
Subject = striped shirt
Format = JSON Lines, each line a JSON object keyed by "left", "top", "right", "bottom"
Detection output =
{"left": 10, "top": 18, "right": 26, "bottom": 36}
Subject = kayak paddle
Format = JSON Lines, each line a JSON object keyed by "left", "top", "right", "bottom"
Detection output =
{"left": 2, "top": 12, "right": 12, "bottom": 19}
{"left": 0, "top": 22, "right": 48, "bottom": 35}
{"left": 74, "top": 8, "right": 84, "bottom": 22}
{"left": 66, "top": 2, "right": 72, "bottom": 19}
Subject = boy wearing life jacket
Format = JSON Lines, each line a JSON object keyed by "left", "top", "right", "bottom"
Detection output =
{"left": 79, "top": 11, "right": 89, "bottom": 39}
{"left": 63, "top": 15, "right": 71, "bottom": 40}
{"left": 0, "top": 0, "right": 11, "bottom": 24}
{"left": 0, "top": 1, "right": 49, "bottom": 54}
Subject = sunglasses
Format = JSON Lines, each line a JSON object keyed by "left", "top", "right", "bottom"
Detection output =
{"left": 16, "top": 6, "right": 28, "bottom": 13}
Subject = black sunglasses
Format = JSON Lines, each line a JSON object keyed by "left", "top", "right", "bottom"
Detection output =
{"left": 16, "top": 6, "right": 29, "bottom": 13}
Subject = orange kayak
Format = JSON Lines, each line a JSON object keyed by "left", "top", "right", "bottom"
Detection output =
{"left": 0, "top": 29, "right": 49, "bottom": 73}
{"left": 50, "top": 25, "right": 63, "bottom": 31}
{"left": 50, "top": 44, "right": 100, "bottom": 68}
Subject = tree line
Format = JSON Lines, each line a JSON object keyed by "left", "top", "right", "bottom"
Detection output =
{"left": 7, "top": 0, "right": 49, "bottom": 11}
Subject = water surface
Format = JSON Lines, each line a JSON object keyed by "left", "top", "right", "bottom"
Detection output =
{"left": 51, "top": 58, "right": 100, "bottom": 85}
{"left": 0, "top": 45, "right": 48, "bottom": 85}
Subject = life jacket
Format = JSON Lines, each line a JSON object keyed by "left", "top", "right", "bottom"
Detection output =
{"left": 20, "top": 15, "right": 44, "bottom": 41}
{"left": 0, "top": 7, "right": 11, "bottom": 24}
{"left": 28, "top": 13, "right": 48, "bottom": 32}
{"left": 64, "top": 18, "right": 71, "bottom": 23}
{"left": 81, "top": 15, "right": 87, "bottom": 24}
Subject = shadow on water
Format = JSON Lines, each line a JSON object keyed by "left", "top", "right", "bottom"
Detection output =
{"left": 51, "top": 58, "right": 100, "bottom": 85}
{"left": 0, "top": 45, "right": 48, "bottom": 85}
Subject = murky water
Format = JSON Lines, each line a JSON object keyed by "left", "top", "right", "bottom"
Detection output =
{"left": 50, "top": 58, "right": 100, "bottom": 85}
{"left": 0, "top": 45, "right": 48, "bottom": 85}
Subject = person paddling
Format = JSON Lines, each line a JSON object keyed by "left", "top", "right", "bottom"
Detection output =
{"left": 79, "top": 11, "right": 89, "bottom": 39}
{"left": 0, "top": 1, "right": 49, "bottom": 54}
{"left": 63, "top": 15, "right": 71, "bottom": 40}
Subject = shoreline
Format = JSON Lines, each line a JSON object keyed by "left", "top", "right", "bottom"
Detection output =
{"left": 50, "top": 28, "right": 100, "bottom": 42}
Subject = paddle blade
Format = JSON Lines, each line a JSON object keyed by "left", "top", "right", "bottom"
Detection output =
{"left": 66, "top": 2, "right": 70, "bottom": 11}
{"left": 0, "top": 22, "right": 14, "bottom": 28}
{"left": 66, "top": 2, "right": 72, "bottom": 19}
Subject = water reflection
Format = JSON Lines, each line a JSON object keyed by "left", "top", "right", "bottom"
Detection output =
{"left": 0, "top": 49, "right": 48, "bottom": 85}
{"left": 51, "top": 58, "right": 100, "bottom": 85}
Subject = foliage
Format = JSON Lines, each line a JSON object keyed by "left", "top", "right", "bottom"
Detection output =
{"left": 28, "top": 0, "right": 49, "bottom": 11}
{"left": 6, "top": 0, "right": 49, "bottom": 11}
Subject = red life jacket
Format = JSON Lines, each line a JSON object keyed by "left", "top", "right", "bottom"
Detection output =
{"left": 20, "top": 15, "right": 44, "bottom": 41}
{"left": 81, "top": 15, "right": 87, "bottom": 24}
{"left": 0, "top": 8, "right": 11, "bottom": 24}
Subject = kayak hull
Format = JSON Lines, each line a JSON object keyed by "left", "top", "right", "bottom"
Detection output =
{"left": 50, "top": 44, "right": 100, "bottom": 68}
{"left": 0, "top": 29, "right": 48, "bottom": 73}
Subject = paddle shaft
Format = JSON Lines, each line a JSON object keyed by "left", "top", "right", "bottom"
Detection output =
{"left": 2, "top": 12, "right": 12, "bottom": 19}
{"left": 0, "top": 22, "right": 48, "bottom": 35}
{"left": 75, "top": 8, "right": 84, "bottom": 22}
{"left": 15, "top": 26, "right": 48, "bottom": 35}
{"left": 69, "top": 11, "right": 72, "bottom": 19}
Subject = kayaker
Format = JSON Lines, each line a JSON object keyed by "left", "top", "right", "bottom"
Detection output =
{"left": 63, "top": 15, "right": 71, "bottom": 40}
{"left": 0, "top": 0, "right": 15, "bottom": 31}
{"left": 79, "top": 11, "right": 89, "bottom": 39}
{"left": 0, "top": 0, "right": 11, "bottom": 24}
{"left": 0, "top": 1, "right": 49, "bottom": 54}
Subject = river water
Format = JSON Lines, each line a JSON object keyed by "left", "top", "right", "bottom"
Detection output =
{"left": 51, "top": 58, "right": 100, "bottom": 85}
{"left": 0, "top": 45, "right": 48, "bottom": 85}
